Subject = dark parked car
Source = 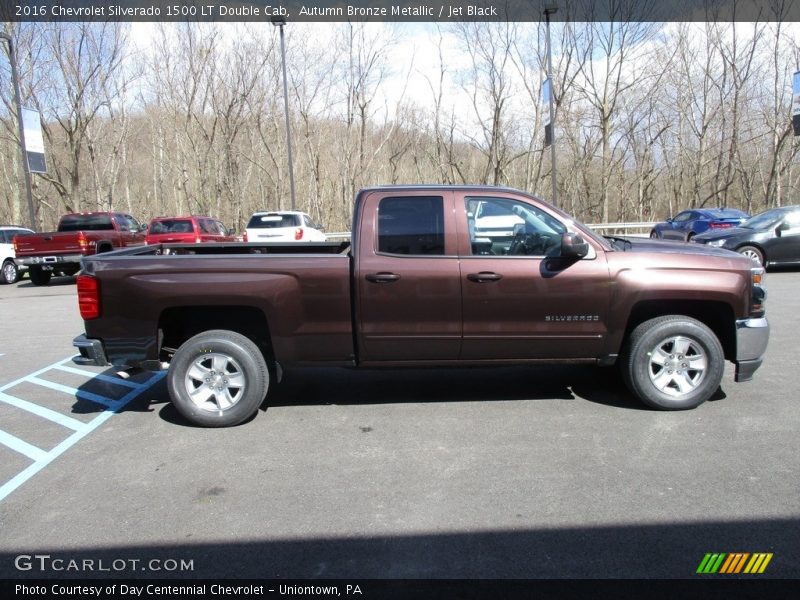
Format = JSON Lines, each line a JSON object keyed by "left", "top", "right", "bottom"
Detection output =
{"left": 650, "top": 208, "right": 750, "bottom": 241}
{"left": 692, "top": 205, "right": 800, "bottom": 267}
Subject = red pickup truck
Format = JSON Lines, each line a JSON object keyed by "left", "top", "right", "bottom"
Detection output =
{"left": 14, "top": 212, "right": 146, "bottom": 285}
{"left": 72, "top": 185, "right": 769, "bottom": 427}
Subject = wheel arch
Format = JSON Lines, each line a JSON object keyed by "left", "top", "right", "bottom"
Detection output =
{"left": 623, "top": 300, "right": 736, "bottom": 361}
{"left": 95, "top": 240, "right": 114, "bottom": 254}
{"left": 158, "top": 305, "right": 274, "bottom": 367}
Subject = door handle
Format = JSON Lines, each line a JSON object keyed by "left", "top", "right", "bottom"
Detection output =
{"left": 467, "top": 272, "right": 503, "bottom": 283}
{"left": 366, "top": 272, "right": 401, "bottom": 283}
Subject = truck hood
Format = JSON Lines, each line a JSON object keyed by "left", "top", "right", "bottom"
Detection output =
{"left": 610, "top": 236, "right": 741, "bottom": 260}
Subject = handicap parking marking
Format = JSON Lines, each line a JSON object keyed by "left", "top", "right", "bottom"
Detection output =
{"left": 0, "top": 357, "right": 165, "bottom": 502}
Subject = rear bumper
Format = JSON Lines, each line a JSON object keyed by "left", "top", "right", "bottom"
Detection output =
{"left": 17, "top": 254, "right": 84, "bottom": 266}
{"left": 72, "top": 334, "right": 110, "bottom": 367}
{"left": 734, "top": 317, "right": 769, "bottom": 382}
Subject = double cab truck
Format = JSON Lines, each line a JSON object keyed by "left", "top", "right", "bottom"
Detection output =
{"left": 72, "top": 186, "right": 769, "bottom": 427}
{"left": 14, "top": 212, "right": 146, "bottom": 285}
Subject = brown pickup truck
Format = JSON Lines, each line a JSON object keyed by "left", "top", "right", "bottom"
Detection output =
{"left": 72, "top": 185, "right": 769, "bottom": 427}
{"left": 14, "top": 212, "right": 146, "bottom": 285}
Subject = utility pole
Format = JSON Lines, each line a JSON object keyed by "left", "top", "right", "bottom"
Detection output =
{"left": 543, "top": 2, "right": 558, "bottom": 207}
{"left": 1, "top": 31, "right": 36, "bottom": 229}
{"left": 271, "top": 16, "right": 297, "bottom": 211}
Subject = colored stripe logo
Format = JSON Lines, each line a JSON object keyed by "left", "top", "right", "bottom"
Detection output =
{"left": 697, "top": 553, "right": 773, "bottom": 574}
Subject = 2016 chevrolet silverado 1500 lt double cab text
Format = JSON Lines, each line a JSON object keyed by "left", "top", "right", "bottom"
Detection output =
{"left": 72, "top": 186, "right": 770, "bottom": 427}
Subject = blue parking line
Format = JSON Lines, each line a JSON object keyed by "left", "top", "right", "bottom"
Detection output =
{"left": 0, "top": 360, "right": 165, "bottom": 502}
{"left": 26, "top": 376, "right": 116, "bottom": 407}
{"left": 0, "top": 430, "right": 49, "bottom": 461}
{"left": 52, "top": 363, "right": 141, "bottom": 389}
{"left": 0, "top": 391, "right": 85, "bottom": 431}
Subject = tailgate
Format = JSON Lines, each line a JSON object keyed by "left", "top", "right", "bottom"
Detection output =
{"left": 13, "top": 232, "right": 84, "bottom": 257}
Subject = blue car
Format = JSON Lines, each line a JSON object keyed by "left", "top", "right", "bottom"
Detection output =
{"left": 650, "top": 208, "right": 750, "bottom": 242}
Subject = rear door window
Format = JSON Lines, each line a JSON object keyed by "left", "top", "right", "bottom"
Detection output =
{"left": 378, "top": 196, "right": 445, "bottom": 256}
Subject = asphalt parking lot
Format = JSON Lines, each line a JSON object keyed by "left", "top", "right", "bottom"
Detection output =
{"left": 0, "top": 270, "right": 799, "bottom": 581}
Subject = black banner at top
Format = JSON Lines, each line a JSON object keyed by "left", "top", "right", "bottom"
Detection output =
{"left": 3, "top": 0, "right": 800, "bottom": 23}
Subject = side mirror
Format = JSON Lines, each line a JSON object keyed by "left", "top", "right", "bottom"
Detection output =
{"left": 776, "top": 222, "right": 789, "bottom": 236}
{"left": 227, "top": 228, "right": 236, "bottom": 236}
{"left": 560, "top": 232, "right": 589, "bottom": 259}
{"left": 140, "top": 224, "right": 149, "bottom": 232}
{"left": 317, "top": 224, "right": 325, "bottom": 231}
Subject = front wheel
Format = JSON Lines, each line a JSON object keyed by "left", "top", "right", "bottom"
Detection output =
{"left": 167, "top": 329, "right": 269, "bottom": 427}
{"left": 737, "top": 245, "right": 764, "bottom": 266}
{"left": 649, "top": 230, "right": 659, "bottom": 239}
{"left": 621, "top": 316, "right": 724, "bottom": 410}
{"left": 2, "top": 260, "right": 19, "bottom": 284}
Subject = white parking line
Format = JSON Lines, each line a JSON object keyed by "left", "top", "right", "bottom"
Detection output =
{"left": 0, "top": 357, "right": 165, "bottom": 502}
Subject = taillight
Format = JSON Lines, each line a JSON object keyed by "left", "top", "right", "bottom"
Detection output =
{"left": 750, "top": 267, "right": 766, "bottom": 318}
{"left": 709, "top": 222, "right": 733, "bottom": 229}
{"left": 77, "top": 275, "right": 100, "bottom": 320}
{"left": 78, "top": 231, "right": 89, "bottom": 249}
{"left": 195, "top": 237, "right": 202, "bottom": 243}
{"left": 13, "top": 236, "right": 20, "bottom": 253}
{"left": 243, "top": 231, "right": 248, "bottom": 242}
{"left": 295, "top": 228, "right": 303, "bottom": 240}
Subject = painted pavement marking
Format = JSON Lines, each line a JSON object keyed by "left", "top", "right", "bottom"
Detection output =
{"left": 0, "top": 357, "right": 165, "bottom": 501}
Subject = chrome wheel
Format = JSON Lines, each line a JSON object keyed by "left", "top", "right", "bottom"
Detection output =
{"left": 738, "top": 246, "right": 764, "bottom": 266}
{"left": 647, "top": 335, "right": 708, "bottom": 397}
{"left": 184, "top": 352, "right": 246, "bottom": 413}
{"left": 2, "top": 260, "right": 19, "bottom": 284}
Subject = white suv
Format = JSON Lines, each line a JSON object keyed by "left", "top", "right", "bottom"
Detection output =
{"left": 1, "top": 225, "right": 35, "bottom": 284}
{"left": 243, "top": 211, "right": 326, "bottom": 242}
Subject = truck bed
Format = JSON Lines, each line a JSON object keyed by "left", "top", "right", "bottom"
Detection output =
{"left": 80, "top": 241, "right": 355, "bottom": 369}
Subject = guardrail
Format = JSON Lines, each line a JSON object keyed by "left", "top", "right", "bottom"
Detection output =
{"left": 324, "top": 221, "right": 657, "bottom": 241}
{"left": 587, "top": 221, "right": 656, "bottom": 234}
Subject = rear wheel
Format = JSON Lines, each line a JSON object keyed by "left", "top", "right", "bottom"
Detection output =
{"left": 737, "top": 245, "right": 764, "bottom": 266}
{"left": 28, "top": 266, "right": 51, "bottom": 286}
{"left": 621, "top": 316, "right": 724, "bottom": 410}
{"left": 2, "top": 260, "right": 19, "bottom": 284}
{"left": 167, "top": 329, "right": 269, "bottom": 427}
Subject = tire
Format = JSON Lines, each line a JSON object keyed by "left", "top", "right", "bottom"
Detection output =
{"left": 686, "top": 232, "right": 696, "bottom": 242}
{"left": 621, "top": 316, "right": 724, "bottom": 410}
{"left": 649, "top": 230, "right": 659, "bottom": 239}
{"left": 737, "top": 245, "right": 764, "bottom": 267}
{"left": 29, "top": 266, "right": 52, "bottom": 286}
{"left": 167, "top": 329, "right": 269, "bottom": 427}
{"left": 2, "top": 260, "right": 19, "bottom": 284}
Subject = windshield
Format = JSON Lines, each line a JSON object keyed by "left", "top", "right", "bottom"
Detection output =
{"left": 741, "top": 210, "right": 783, "bottom": 230}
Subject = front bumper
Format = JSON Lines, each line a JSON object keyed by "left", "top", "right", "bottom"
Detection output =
{"left": 72, "top": 334, "right": 110, "bottom": 367}
{"left": 733, "top": 317, "right": 770, "bottom": 382}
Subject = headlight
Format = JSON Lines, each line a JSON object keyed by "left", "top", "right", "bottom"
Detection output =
{"left": 706, "top": 239, "right": 727, "bottom": 247}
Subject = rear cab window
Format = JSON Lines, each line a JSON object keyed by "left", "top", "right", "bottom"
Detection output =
{"left": 58, "top": 215, "right": 115, "bottom": 232}
{"left": 377, "top": 196, "right": 445, "bottom": 256}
